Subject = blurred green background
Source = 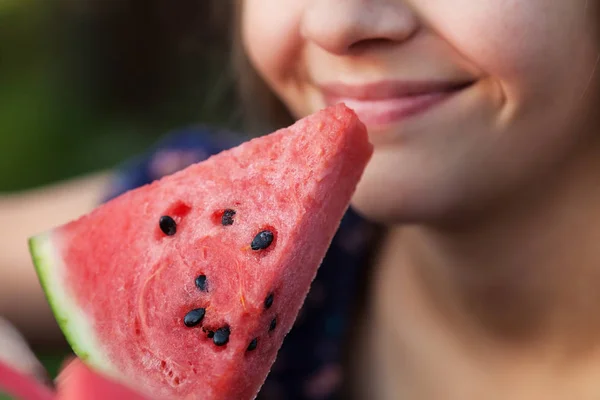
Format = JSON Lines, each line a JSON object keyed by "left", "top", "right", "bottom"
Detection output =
{"left": 1, "top": 0, "right": 237, "bottom": 382}
{"left": 0, "top": 0, "right": 237, "bottom": 192}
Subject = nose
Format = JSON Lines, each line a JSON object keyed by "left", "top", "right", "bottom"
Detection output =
{"left": 301, "top": 0, "right": 419, "bottom": 55}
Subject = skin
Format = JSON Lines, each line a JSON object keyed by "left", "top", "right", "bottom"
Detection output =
{"left": 241, "top": 0, "right": 600, "bottom": 398}
{"left": 0, "top": 172, "right": 109, "bottom": 345}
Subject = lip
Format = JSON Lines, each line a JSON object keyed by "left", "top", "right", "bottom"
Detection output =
{"left": 319, "top": 80, "right": 473, "bottom": 128}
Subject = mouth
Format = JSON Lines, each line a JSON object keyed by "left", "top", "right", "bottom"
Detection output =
{"left": 319, "top": 79, "right": 474, "bottom": 128}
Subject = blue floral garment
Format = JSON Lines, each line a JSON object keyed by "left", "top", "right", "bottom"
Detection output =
{"left": 104, "top": 125, "right": 377, "bottom": 400}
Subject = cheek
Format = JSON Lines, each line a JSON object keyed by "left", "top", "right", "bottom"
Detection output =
{"left": 420, "top": 1, "right": 542, "bottom": 67}
{"left": 418, "top": 0, "right": 597, "bottom": 107}
{"left": 241, "top": 0, "right": 304, "bottom": 105}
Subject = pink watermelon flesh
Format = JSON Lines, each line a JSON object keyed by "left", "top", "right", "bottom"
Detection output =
{"left": 0, "top": 361, "right": 55, "bottom": 400}
{"left": 56, "top": 359, "right": 148, "bottom": 400}
{"left": 0, "top": 358, "right": 149, "bottom": 400}
{"left": 28, "top": 104, "right": 372, "bottom": 399}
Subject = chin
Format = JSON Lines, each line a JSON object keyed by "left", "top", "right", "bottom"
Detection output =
{"left": 350, "top": 186, "right": 465, "bottom": 228}
{"left": 346, "top": 151, "right": 428, "bottom": 225}
{"left": 349, "top": 176, "right": 422, "bottom": 226}
{"left": 349, "top": 196, "right": 399, "bottom": 226}
{"left": 349, "top": 160, "right": 469, "bottom": 227}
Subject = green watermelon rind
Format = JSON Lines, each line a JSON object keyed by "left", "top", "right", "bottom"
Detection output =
{"left": 28, "top": 232, "right": 116, "bottom": 379}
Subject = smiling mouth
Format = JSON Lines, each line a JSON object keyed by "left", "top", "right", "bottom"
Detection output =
{"left": 319, "top": 80, "right": 474, "bottom": 128}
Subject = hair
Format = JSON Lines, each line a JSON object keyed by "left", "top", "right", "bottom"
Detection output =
{"left": 230, "top": 1, "right": 295, "bottom": 135}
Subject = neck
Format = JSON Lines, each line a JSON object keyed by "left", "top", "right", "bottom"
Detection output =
{"left": 395, "top": 203, "right": 600, "bottom": 354}
{"left": 367, "top": 131, "right": 600, "bottom": 389}
{"left": 360, "top": 135, "right": 600, "bottom": 399}
{"left": 419, "top": 155, "right": 600, "bottom": 347}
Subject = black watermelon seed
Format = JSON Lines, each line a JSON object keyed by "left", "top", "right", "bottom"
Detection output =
{"left": 213, "top": 327, "right": 230, "bottom": 346}
{"left": 183, "top": 308, "right": 205, "bottom": 327}
{"left": 221, "top": 209, "right": 236, "bottom": 226}
{"left": 247, "top": 338, "right": 258, "bottom": 351}
{"left": 159, "top": 216, "right": 177, "bottom": 236}
{"left": 264, "top": 293, "right": 274, "bottom": 309}
{"left": 269, "top": 318, "right": 277, "bottom": 332}
{"left": 206, "top": 330, "right": 215, "bottom": 338}
{"left": 195, "top": 275, "right": 208, "bottom": 292}
{"left": 251, "top": 230, "right": 274, "bottom": 251}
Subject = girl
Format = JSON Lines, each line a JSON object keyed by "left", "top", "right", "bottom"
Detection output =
{"left": 3, "top": 1, "right": 600, "bottom": 399}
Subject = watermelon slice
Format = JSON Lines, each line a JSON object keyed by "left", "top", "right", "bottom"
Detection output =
{"left": 56, "top": 359, "right": 149, "bottom": 400}
{"left": 0, "top": 361, "right": 55, "bottom": 400}
{"left": 0, "top": 357, "right": 151, "bottom": 400}
{"left": 28, "top": 104, "right": 372, "bottom": 399}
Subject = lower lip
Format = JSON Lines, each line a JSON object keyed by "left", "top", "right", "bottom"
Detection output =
{"left": 324, "top": 90, "right": 458, "bottom": 128}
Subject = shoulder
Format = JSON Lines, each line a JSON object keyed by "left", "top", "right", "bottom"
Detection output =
{"left": 103, "top": 125, "right": 245, "bottom": 202}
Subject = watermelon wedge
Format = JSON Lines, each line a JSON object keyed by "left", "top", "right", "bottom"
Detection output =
{"left": 0, "top": 361, "right": 55, "bottom": 400}
{"left": 0, "top": 357, "right": 151, "bottom": 400}
{"left": 28, "top": 104, "right": 372, "bottom": 399}
{"left": 56, "top": 359, "right": 149, "bottom": 400}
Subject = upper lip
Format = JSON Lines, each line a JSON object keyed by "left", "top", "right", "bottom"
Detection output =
{"left": 318, "top": 79, "right": 474, "bottom": 100}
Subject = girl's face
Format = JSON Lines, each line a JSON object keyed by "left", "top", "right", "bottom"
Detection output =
{"left": 241, "top": 0, "right": 600, "bottom": 224}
